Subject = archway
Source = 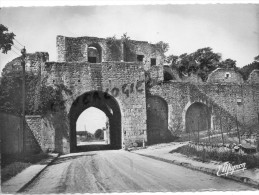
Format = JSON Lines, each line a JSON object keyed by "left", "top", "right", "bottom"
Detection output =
{"left": 76, "top": 107, "right": 110, "bottom": 146}
{"left": 69, "top": 91, "right": 121, "bottom": 152}
{"left": 87, "top": 43, "right": 102, "bottom": 63}
{"left": 146, "top": 95, "right": 170, "bottom": 145}
{"left": 185, "top": 102, "right": 211, "bottom": 134}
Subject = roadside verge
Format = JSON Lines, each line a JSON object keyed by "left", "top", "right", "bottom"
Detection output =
{"left": 131, "top": 142, "right": 259, "bottom": 190}
{"left": 1, "top": 153, "right": 59, "bottom": 193}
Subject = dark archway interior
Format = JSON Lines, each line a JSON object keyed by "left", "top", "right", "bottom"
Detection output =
{"left": 185, "top": 102, "right": 211, "bottom": 133}
{"left": 147, "top": 95, "right": 171, "bottom": 145}
{"left": 69, "top": 91, "right": 121, "bottom": 152}
{"left": 87, "top": 43, "right": 102, "bottom": 63}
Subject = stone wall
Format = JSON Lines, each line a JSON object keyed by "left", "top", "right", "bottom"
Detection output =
{"left": 0, "top": 113, "right": 41, "bottom": 154}
{"left": 2, "top": 52, "right": 49, "bottom": 76}
{"left": 146, "top": 95, "right": 171, "bottom": 144}
{"left": 148, "top": 82, "right": 259, "bottom": 138}
{"left": 0, "top": 113, "right": 22, "bottom": 154}
{"left": 207, "top": 68, "right": 244, "bottom": 84}
{"left": 56, "top": 35, "right": 164, "bottom": 72}
{"left": 248, "top": 69, "right": 259, "bottom": 84}
{"left": 41, "top": 61, "right": 147, "bottom": 152}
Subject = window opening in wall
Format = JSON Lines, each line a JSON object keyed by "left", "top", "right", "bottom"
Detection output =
{"left": 137, "top": 55, "right": 144, "bottom": 62}
{"left": 87, "top": 45, "right": 101, "bottom": 63}
{"left": 225, "top": 72, "right": 230, "bottom": 79}
{"left": 151, "top": 58, "right": 156, "bottom": 66}
{"left": 88, "top": 57, "right": 97, "bottom": 63}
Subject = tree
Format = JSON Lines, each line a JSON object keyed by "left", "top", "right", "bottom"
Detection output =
{"left": 218, "top": 58, "right": 237, "bottom": 69}
{"left": 0, "top": 24, "right": 15, "bottom": 54}
{"left": 94, "top": 129, "right": 104, "bottom": 140}
{"left": 166, "top": 54, "right": 179, "bottom": 64}
{"left": 167, "top": 47, "right": 221, "bottom": 81}
{"left": 239, "top": 61, "right": 259, "bottom": 80}
{"left": 254, "top": 55, "right": 259, "bottom": 62}
{"left": 155, "top": 41, "right": 169, "bottom": 55}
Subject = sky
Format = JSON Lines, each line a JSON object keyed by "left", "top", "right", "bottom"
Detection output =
{"left": 76, "top": 107, "right": 107, "bottom": 133}
{"left": 0, "top": 3, "right": 258, "bottom": 134}
{"left": 0, "top": 4, "right": 259, "bottom": 73}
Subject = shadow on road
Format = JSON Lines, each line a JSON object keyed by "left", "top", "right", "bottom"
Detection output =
{"left": 50, "top": 153, "right": 97, "bottom": 165}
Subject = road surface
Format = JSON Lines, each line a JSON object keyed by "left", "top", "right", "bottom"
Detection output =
{"left": 22, "top": 150, "right": 255, "bottom": 193}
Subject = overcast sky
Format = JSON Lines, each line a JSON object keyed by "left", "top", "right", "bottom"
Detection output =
{"left": 0, "top": 4, "right": 258, "bottom": 72}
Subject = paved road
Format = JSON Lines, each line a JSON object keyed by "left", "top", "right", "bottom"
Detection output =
{"left": 22, "top": 150, "right": 255, "bottom": 193}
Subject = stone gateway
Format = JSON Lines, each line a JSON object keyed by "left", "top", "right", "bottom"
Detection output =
{"left": 1, "top": 35, "right": 259, "bottom": 154}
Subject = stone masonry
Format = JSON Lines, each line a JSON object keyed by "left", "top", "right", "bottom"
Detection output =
{"left": 2, "top": 35, "right": 259, "bottom": 154}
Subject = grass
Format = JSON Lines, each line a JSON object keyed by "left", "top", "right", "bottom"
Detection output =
{"left": 1, "top": 152, "right": 50, "bottom": 182}
{"left": 171, "top": 145, "right": 259, "bottom": 169}
{"left": 1, "top": 162, "right": 32, "bottom": 182}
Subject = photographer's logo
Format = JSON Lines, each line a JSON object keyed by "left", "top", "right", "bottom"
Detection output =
{"left": 217, "top": 162, "right": 246, "bottom": 176}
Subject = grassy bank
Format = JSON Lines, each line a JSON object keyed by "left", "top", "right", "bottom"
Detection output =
{"left": 1, "top": 153, "right": 50, "bottom": 182}
{"left": 171, "top": 145, "right": 259, "bottom": 169}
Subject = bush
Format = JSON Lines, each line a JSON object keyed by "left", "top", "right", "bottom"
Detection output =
{"left": 171, "top": 145, "right": 259, "bottom": 169}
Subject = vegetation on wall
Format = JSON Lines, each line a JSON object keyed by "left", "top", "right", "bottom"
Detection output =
{"left": 0, "top": 70, "right": 67, "bottom": 116}
{"left": 155, "top": 41, "right": 169, "bottom": 57}
{"left": 166, "top": 46, "right": 259, "bottom": 82}
{"left": 239, "top": 60, "right": 259, "bottom": 80}
{"left": 106, "top": 35, "right": 121, "bottom": 61}
{"left": 166, "top": 47, "right": 241, "bottom": 81}
{"left": 0, "top": 71, "right": 38, "bottom": 115}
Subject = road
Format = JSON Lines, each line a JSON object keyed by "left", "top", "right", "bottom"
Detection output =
{"left": 22, "top": 150, "right": 255, "bottom": 193}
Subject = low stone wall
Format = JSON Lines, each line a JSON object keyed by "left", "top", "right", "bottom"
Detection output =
{"left": 0, "top": 113, "right": 41, "bottom": 154}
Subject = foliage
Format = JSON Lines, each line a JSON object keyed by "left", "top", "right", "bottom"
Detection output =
{"left": 166, "top": 47, "right": 223, "bottom": 81}
{"left": 106, "top": 35, "right": 120, "bottom": 47}
{"left": 239, "top": 60, "right": 259, "bottom": 80}
{"left": 155, "top": 41, "right": 169, "bottom": 55}
{"left": 106, "top": 35, "right": 121, "bottom": 61}
{"left": 166, "top": 51, "right": 259, "bottom": 82}
{"left": 121, "top": 33, "right": 131, "bottom": 44}
{"left": 172, "top": 144, "right": 259, "bottom": 168}
{"left": 38, "top": 84, "right": 66, "bottom": 115}
{"left": 0, "top": 69, "right": 67, "bottom": 115}
{"left": 0, "top": 24, "right": 15, "bottom": 54}
{"left": 94, "top": 129, "right": 104, "bottom": 140}
{"left": 0, "top": 70, "right": 38, "bottom": 115}
{"left": 218, "top": 58, "right": 237, "bottom": 69}
{"left": 1, "top": 162, "right": 31, "bottom": 182}
{"left": 1, "top": 152, "right": 50, "bottom": 182}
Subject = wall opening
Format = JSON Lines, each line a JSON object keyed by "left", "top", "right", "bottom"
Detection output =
{"left": 185, "top": 102, "right": 211, "bottom": 134}
{"left": 87, "top": 44, "right": 102, "bottom": 63}
{"left": 151, "top": 58, "right": 156, "bottom": 66}
{"left": 225, "top": 72, "right": 230, "bottom": 79}
{"left": 69, "top": 91, "right": 121, "bottom": 152}
{"left": 137, "top": 55, "right": 144, "bottom": 62}
{"left": 147, "top": 95, "right": 171, "bottom": 145}
{"left": 76, "top": 107, "right": 110, "bottom": 147}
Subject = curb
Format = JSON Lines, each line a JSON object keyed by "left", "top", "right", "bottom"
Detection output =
{"left": 134, "top": 153, "right": 259, "bottom": 190}
{"left": 16, "top": 153, "right": 60, "bottom": 193}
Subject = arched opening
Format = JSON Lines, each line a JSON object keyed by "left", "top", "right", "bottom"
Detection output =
{"left": 76, "top": 107, "right": 110, "bottom": 146}
{"left": 185, "top": 102, "right": 211, "bottom": 134}
{"left": 146, "top": 95, "right": 171, "bottom": 145}
{"left": 164, "top": 71, "right": 175, "bottom": 81}
{"left": 87, "top": 43, "right": 102, "bottom": 63}
{"left": 69, "top": 91, "right": 121, "bottom": 152}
